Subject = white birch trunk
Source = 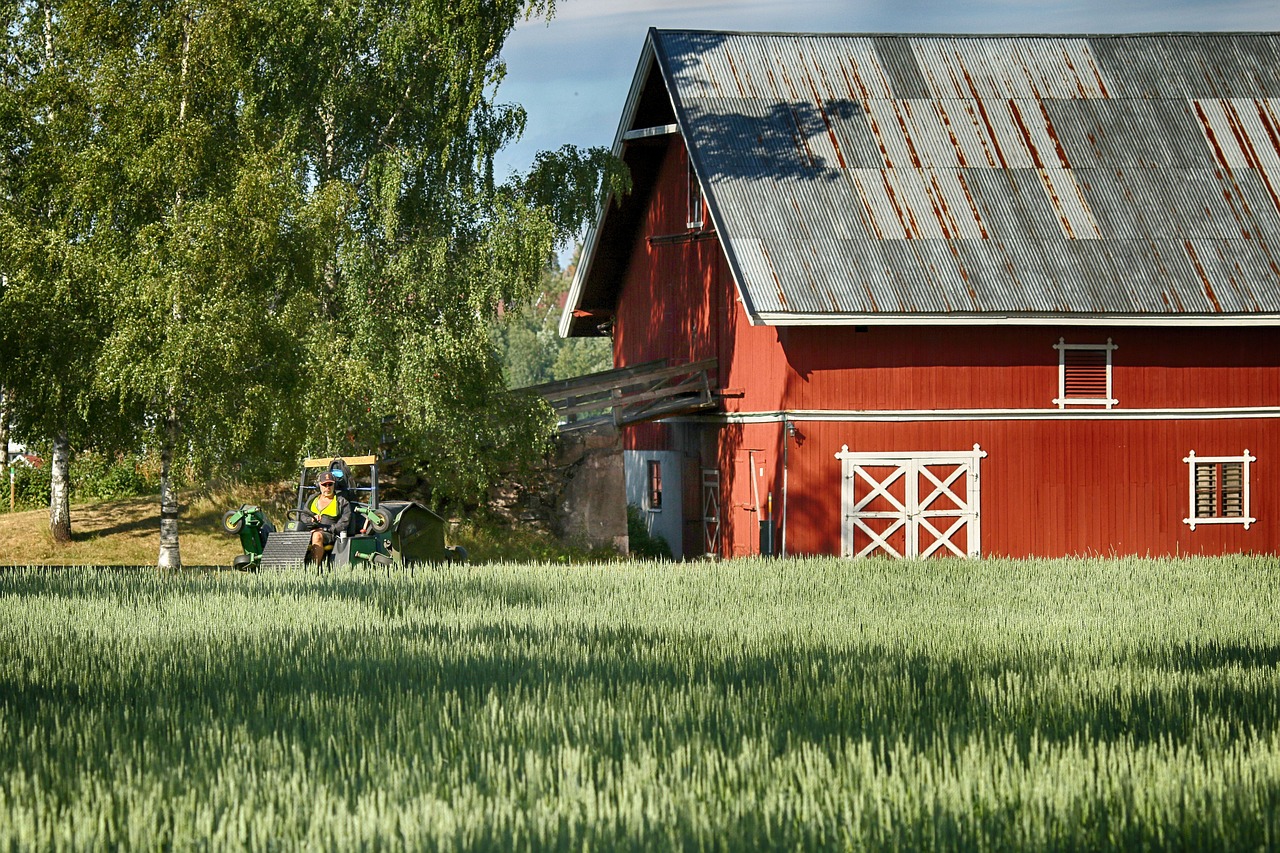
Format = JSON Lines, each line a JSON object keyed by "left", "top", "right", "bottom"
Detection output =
{"left": 156, "top": 9, "right": 192, "bottom": 571}
{"left": 157, "top": 410, "right": 181, "bottom": 569}
{"left": 0, "top": 387, "right": 10, "bottom": 495}
{"left": 49, "top": 430, "right": 71, "bottom": 542}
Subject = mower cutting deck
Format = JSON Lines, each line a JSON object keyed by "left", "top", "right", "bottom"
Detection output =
{"left": 222, "top": 455, "right": 466, "bottom": 570}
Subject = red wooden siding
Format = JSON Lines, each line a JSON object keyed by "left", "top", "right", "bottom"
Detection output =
{"left": 612, "top": 138, "right": 722, "bottom": 375}
{"left": 727, "top": 323, "right": 1280, "bottom": 414}
{"left": 714, "top": 418, "right": 1276, "bottom": 558}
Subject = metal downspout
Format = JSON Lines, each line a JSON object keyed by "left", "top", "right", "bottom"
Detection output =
{"left": 781, "top": 413, "right": 790, "bottom": 557}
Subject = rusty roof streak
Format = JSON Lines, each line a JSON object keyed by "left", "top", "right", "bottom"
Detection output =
{"left": 1039, "top": 170, "right": 1076, "bottom": 239}
{"left": 1217, "top": 167, "right": 1280, "bottom": 280}
{"left": 928, "top": 171, "right": 958, "bottom": 238}
{"left": 1195, "top": 99, "right": 1280, "bottom": 248}
{"left": 880, "top": 170, "right": 914, "bottom": 239}
{"left": 956, "top": 171, "right": 989, "bottom": 240}
{"left": 865, "top": 106, "right": 893, "bottom": 168}
{"left": 1038, "top": 99, "right": 1071, "bottom": 168}
{"left": 1222, "top": 100, "right": 1280, "bottom": 214}
{"left": 1182, "top": 241, "right": 1220, "bottom": 311}
{"left": 967, "top": 75, "right": 1011, "bottom": 170}
{"left": 1194, "top": 100, "right": 1232, "bottom": 170}
{"left": 806, "top": 73, "right": 848, "bottom": 171}
{"left": 759, "top": 241, "right": 787, "bottom": 309}
{"left": 936, "top": 101, "right": 969, "bottom": 168}
{"left": 724, "top": 49, "right": 747, "bottom": 98}
{"left": 1009, "top": 100, "right": 1045, "bottom": 170}
{"left": 1255, "top": 99, "right": 1280, "bottom": 160}
{"left": 894, "top": 101, "right": 924, "bottom": 169}
{"left": 963, "top": 101, "right": 1000, "bottom": 169}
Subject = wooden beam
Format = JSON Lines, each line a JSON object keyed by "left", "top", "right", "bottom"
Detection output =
{"left": 534, "top": 360, "right": 717, "bottom": 408}
{"left": 622, "top": 124, "right": 679, "bottom": 141}
{"left": 520, "top": 360, "right": 667, "bottom": 398}
{"left": 303, "top": 455, "right": 378, "bottom": 467}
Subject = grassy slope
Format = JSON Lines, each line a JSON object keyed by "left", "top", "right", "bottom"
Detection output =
{"left": 0, "top": 486, "right": 609, "bottom": 566}
{"left": 0, "top": 484, "right": 296, "bottom": 567}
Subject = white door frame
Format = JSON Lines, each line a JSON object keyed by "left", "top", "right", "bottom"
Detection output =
{"left": 835, "top": 445, "right": 988, "bottom": 558}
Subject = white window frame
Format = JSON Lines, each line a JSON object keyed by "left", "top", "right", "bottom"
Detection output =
{"left": 686, "top": 156, "right": 704, "bottom": 230}
{"left": 1182, "top": 450, "right": 1256, "bottom": 530}
{"left": 646, "top": 459, "right": 663, "bottom": 512}
{"left": 1053, "top": 337, "right": 1117, "bottom": 409}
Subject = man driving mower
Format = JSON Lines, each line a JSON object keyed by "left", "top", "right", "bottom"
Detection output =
{"left": 305, "top": 469, "right": 352, "bottom": 564}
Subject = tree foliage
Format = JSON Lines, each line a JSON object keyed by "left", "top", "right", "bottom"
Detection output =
{"left": 0, "top": 0, "right": 139, "bottom": 540}
{"left": 229, "top": 0, "right": 627, "bottom": 505}
{"left": 1, "top": 0, "right": 626, "bottom": 563}
{"left": 492, "top": 252, "right": 613, "bottom": 390}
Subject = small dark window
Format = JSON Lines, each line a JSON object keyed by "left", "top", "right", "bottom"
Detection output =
{"left": 647, "top": 460, "right": 662, "bottom": 510}
{"left": 687, "top": 157, "right": 704, "bottom": 229}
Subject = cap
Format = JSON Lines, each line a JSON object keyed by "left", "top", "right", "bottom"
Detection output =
{"left": 317, "top": 470, "right": 335, "bottom": 485}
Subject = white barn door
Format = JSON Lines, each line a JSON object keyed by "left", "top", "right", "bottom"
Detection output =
{"left": 835, "top": 445, "right": 987, "bottom": 558}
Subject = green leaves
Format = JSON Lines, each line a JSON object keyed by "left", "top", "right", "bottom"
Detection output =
{"left": 2, "top": 0, "right": 623, "bottom": 523}
{"left": 523, "top": 144, "right": 632, "bottom": 242}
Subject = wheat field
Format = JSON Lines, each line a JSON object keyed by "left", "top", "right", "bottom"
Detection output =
{"left": 2, "top": 557, "right": 1278, "bottom": 849}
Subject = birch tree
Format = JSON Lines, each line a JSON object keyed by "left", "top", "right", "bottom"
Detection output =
{"left": 93, "top": 0, "right": 309, "bottom": 567}
{"left": 0, "top": 0, "right": 115, "bottom": 542}
{"left": 241, "top": 0, "right": 627, "bottom": 503}
{"left": 6, "top": 0, "right": 623, "bottom": 565}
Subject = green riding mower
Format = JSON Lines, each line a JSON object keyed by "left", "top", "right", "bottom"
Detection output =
{"left": 221, "top": 455, "right": 467, "bottom": 570}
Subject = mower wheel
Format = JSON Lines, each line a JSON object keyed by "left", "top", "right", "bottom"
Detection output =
{"left": 222, "top": 510, "right": 244, "bottom": 534}
{"left": 231, "top": 553, "right": 257, "bottom": 572}
{"left": 369, "top": 507, "right": 392, "bottom": 534}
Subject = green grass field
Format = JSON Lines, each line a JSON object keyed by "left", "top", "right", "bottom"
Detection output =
{"left": 2, "top": 557, "right": 1279, "bottom": 850}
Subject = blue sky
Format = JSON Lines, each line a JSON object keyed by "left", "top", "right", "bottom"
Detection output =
{"left": 496, "top": 0, "right": 1280, "bottom": 181}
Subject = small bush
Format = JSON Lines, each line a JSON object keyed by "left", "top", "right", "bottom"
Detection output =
{"left": 72, "top": 452, "right": 156, "bottom": 501}
{"left": 7, "top": 462, "right": 50, "bottom": 511}
{"left": 4, "top": 450, "right": 160, "bottom": 512}
{"left": 627, "top": 504, "right": 672, "bottom": 560}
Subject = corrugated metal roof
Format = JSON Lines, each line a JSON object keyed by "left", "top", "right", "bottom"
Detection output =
{"left": 650, "top": 30, "right": 1280, "bottom": 322}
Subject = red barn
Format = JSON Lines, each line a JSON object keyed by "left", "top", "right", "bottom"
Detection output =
{"left": 562, "top": 30, "right": 1280, "bottom": 559}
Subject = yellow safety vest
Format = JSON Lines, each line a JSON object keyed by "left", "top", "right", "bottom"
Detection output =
{"left": 309, "top": 496, "right": 340, "bottom": 518}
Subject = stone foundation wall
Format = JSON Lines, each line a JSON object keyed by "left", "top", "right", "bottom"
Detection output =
{"left": 484, "top": 424, "right": 628, "bottom": 553}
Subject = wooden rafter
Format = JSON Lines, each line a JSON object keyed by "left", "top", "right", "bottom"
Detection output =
{"left": 520, "top": 359, "right": 719, "bottom": 432}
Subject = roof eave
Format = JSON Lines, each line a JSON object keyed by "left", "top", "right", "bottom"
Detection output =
{"left": 756, "top": 312, "right": 1280, "bottom": 326}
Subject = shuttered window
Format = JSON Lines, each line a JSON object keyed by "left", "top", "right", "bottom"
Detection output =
{"left": 1183, "top": 451, "right": 1255, "bottom": 530}
{"left": 1053, "top": 337, "right": 1116, "bottom": 409}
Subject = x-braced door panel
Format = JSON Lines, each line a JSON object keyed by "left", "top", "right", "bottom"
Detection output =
{"left": 835, "top": 445, "right": 987, "bottom": 558}
{"left": 702, "top": 468, "right": 721, "bottom": 557}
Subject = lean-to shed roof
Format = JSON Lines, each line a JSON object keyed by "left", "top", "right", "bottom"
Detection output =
{"left": 563, "top": 30, "right": 1280, "bottom": 334}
